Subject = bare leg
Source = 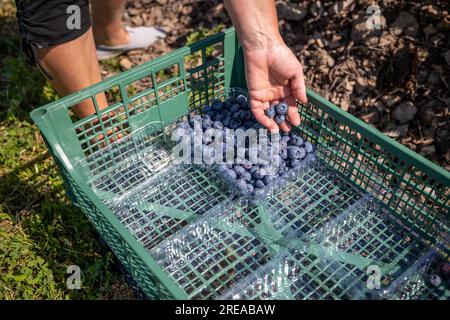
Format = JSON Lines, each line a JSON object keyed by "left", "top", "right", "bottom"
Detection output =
{"left": 91, "top": 0, "right": 130, "bottom": 46}
{"left": 36, "top": 27, "right": 108, "bottom": 118}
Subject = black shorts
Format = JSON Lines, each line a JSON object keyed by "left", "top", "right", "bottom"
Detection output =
{"left": 16, "top": 0, "right": 92, "bottom": 64}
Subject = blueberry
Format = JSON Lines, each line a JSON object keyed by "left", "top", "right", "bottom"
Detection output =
{"left": 249, "top": 166, "right": 258, "bottom": 175}
{"left": 290, "top": 159, "right": 302, "bottom": 168}
{"left": 236, "top": 179, "right": 248, "bottom": 193}
{"left": 212, "top": 99, "right": 223, "bottom": 111}
{"left": 305, "top": 153, "right": 316, "bottom": 163}
{"left": 203, "top": 146, "right": 215, "bottom": 163}
{"left": 278, "top": 166, "right": 288, "bottom": 175}
{"left": 230, "top": 104, "right": 240, "bottom": 113}
{"left": 202, "top": 118, "right": 212, "bottom": 130}
{"left": 242, "top": 160, "right": 253, "bottom": 170}
{"left": 263, "top": 175, "right": 277, "bottom": 186}
{"left": 275, "top": 102, "right": 289, "bottom": 115}
{"left": 212, "top": 121, "right": 224, "bottom": 130}
{"left": 246, "top": 183, "right": 254, "bottom": 193}
{"left": 256, "top": 179, "right": 265, "bottom": 188}
{"left": 240, "top": 171, "right": 252, "bottom": 182}
{"left": 243, "top": 122, "right": 254, "bottom": 130}
{"left": 203, "top": 134, "right": 213, "bottom": 144}
{"left": 203, "top": 105, "right": 212, "bottom": 113}
{"left": 279, "top": 140, "right": 288, "bottom": 150}
{"left": 281, "top": 135, "right": 290, "bottom": 143}
{"left": 265, "top": 105, "right": 276, "bottom": 119}
{"left": 218, "top": 164, "right": 228, "bottom": 172}
{"left": 304, "top": 141, "right": 314, "bottom": 153}
{"left": 274, "top": 114, "right": 285, "bottom": 125}
{"left": 429, "top": 274, "right": 442, "bottom": 287}
{"left": 222, "top": 117, "right": 231, "bottom": 127}
{"left": 288, "top": 146, "right": 306, "bottom": 159}
{"left": 230, "top": 119, "right": 241, "bottom": 129}
{"left": 223, "top": 100, "right": 232, "bottom": 109}
{"left": 289, "top": 134, "right": 304, "bottom": 146}
{"left": 240, "top": 110, "right": 252, "bottom": 121}
{"left": 252, "top": 167, "right": 267, "bottom": 179}
{"left": 213, "top": 113, "right": 224, "bottom": 122}
{"left": 224, "top": 169, "right": 237, "bottom": 181}
{"left": 233, "top": 165, "right": 246, "bottom": 176}
{"left": 236, "top": 94, "right": 248, "bottom": 106}
{"left": 280, "top": 148, "right": 288, "bottom": 160}
{"left": 231, "top": 111, "right": 242, "bottom": 120}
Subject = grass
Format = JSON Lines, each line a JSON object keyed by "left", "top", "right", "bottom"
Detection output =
{"left": 0, "top": 1, "right": 134, "bottom": 299}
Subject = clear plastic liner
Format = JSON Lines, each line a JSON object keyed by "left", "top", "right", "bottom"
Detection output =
{"left": 76, "top": 120, "right": 186, "bottom": 204}
{"left": 150, "top": 197, "right": 275, "bottom": 299}
{"left": 305, "top": 195, "right": 432, "bottom": 295}
{"left": 109, "top": 165, "right": 235, "bottom": 250}
{"left": 262, "top": 161, "right": 366, "bottom": 238}
{"left": 219, "top": 246, "right": 372, "bottom": 300}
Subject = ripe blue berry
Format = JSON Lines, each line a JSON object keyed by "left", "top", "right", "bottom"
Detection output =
{"left": 212, "top": 99, "right": 223, "bottom": 111}
{"left": 304, "top": 141, "right": 314, "bottom": 153}
{"left": 265, "top": 105, "right": 276, "bottom": 119}
{"left": 281, "top": 135, "right": 290, "bottom": 143}
{"left": 288, "top": 146, "right": 303, "bottom": 159}
{"left": 236, "top": 179, "right": 247, "bottom": 193}
{"left": 222, "top": 117, "right": 231, "bottom": 127}
{"left": 236, "top": 94, "right": 248, "bottom": 106}
{"left": 212, "top": 121, "right": 223, "bottom": 130}
{"left": 213, "top": 113, "right": 224, "bottom": 122}
{"left": 275, "top": 102, "right": 289, "bottom": 115}
{"left": 274, "top": 115, "right": 285, "bottom": 125}
{"left": 203, "top": 105, "right": 212, "bottom": 113}
{"left": 230, "top": 119, "right": 241, "bottom": 129}
{"left": 246, "top": 183, "right": 254, "bottom": 193}
{"left": 224, "top": 169, "right": 237, "bottom": 181}
{"left": 280, "top": 148, "right": 288, "bottom": 160}
{"left": 263, "top": 175, "right": 276, "bottom": 186}
{"left": 240, "top": 171, "right": 252, "bottom": 182}
{"left": 230, "top": 104, "right": 240, "bottom": 113}
{"left": 223, "top": 100, "right": 232, "bottom": 109}
{"left": 233, "top": 165, "right": 246, "bottom": 176}
{"left": 240, "top": 110, "right": 252, "bottom": 121}
{"left": 256, "top": 179, "right": 265, "bottom": 188}
{"left": 202, "top": 118, "right": 212, "bottom": 130}
{"left": 242, "top": 160, "right": 253, "bottom": 170}
{"left": 218, "top": 164, "right": 228, "bottom": 172}
{"left": 289, "top": 134, "right": 304, "bottom": 146}
{"left": 290, "top": 159, "right": 302, "bottom": 168}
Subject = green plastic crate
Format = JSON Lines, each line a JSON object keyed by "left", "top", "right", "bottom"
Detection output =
{"left": 30, "top": 28, "right": 449, "bottom": 299}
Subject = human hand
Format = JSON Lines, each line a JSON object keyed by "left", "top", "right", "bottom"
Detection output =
{"left": 244, "top": 41, "right": 307, "bottom": 133}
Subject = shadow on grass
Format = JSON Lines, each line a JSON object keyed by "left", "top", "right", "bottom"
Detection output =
{"left": 0, "top": 11, "right": 133, "bottom": 298}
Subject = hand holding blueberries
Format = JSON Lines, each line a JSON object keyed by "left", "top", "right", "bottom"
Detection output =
{"left": 244, "top": 44, "right": 308, "bottom": 133}
{"left": 224, "top": 0, "right": 308, "bottom": 133}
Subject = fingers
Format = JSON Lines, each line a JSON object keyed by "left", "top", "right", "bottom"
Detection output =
{"left": 285, "top": 96, "right": 301, "bottom": 127}
{"left": 250, "top": 100, "right": 279, "bottom": 133}
{"left": 290, "top": 67, "right": 308, "bottom": 104}
{"left": 279, "top": 121, "right": 292, "bottom": 133}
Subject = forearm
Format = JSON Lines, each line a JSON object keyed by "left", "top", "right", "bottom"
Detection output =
{"left": 224, "top": 0, "right": 283, "bottom": 52}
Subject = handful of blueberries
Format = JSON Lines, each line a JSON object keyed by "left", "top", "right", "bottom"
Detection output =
{"left": 174, "top": 89, "right": 315, "bottom": 196}
{"left": 264, "top": 101, "right": 289, "bottom": 125}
